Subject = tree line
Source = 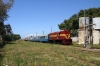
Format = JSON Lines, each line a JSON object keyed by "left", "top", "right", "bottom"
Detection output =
{"left": 58, "top": 7, "right": 100, "bottom": 37}
{"left": 0, "top": 0, "right": 21, "bottom": 48}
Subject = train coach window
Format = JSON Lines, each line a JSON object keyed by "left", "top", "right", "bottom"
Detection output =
{"left": 45, "top": 36, "right": 48, "bottom": 38}
{"left": 40, "top": 36, "right": 45, "bottom": 38}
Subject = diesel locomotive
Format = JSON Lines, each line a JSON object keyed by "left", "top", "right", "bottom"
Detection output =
{"left": 48, "top": 30, "right": 72, "bottom": 45}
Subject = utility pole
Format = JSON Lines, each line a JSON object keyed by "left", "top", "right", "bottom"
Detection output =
{"left": 65, "top": 22, "right": 67, "bottom": 30}
{"left": 51, "top": 26, "right": 52, "bottom": 33}
{"left": 43, "top": 31, "right": 44, "bottom": 35}
{"left": 36, "top": 32, "right": 37, "bottom": 37}
{"left": 84, "top": 9, "right": 86, "bottom": 47}
{"left": 84, "top": 9, "right": 90, "bottom": 49}
{"left": 85, "top": 20, "right": 90, "bottom": 49}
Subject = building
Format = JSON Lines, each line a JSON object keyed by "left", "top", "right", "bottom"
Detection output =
{"left": 78, "top": 17, "right": 100, "bottom": 44}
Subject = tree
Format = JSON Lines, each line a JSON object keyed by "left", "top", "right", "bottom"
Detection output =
{"left": 58, "top": 14, "right": 79, "bottom": 37}
{"left": 4, "top": 24, "right": 12, "bottom": 35}
{"left": 4, "top": 24, "right": 13, "bottom": 42}
{"left": 0, "top": 0, "right": 14, "bottom": 47}
{"left": 12, "top": 34, "right": 21, "bottom": 41}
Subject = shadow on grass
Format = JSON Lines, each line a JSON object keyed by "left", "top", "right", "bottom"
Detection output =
{"left": 6, "top": 41, "right": 15, "bottom": 44}
{"left": 46, "top": 42, "right": 73, "bottom": 46}
{"left": 8, "top": 42, "right": 15, "bottom": 44}
{"left": 0, "top": 49, "right": 5, "bottom": 66}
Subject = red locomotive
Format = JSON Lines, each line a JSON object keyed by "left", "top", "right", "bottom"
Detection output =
{"left": 48, "top": 30, "right": 72, "bottom": 45}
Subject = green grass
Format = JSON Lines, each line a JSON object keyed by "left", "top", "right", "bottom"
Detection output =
{"left": 0, "top": 40, "right": 100, "bottom": 66}
{"left": 72, "top": 41, "right": 100, "bottom": 49}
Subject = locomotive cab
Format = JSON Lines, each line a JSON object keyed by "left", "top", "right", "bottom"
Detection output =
{"left": 48, "top": 30, "right": 72, "bottom": 45}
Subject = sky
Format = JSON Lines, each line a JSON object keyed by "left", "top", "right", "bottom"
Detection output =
{"left": 5, "top": 0, "right": 100, "bottom": 39}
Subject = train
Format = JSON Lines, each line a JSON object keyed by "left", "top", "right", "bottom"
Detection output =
{"left": 25, "top": 30, "right": 72, "bottom": 45}
{"left": 24, "top": 38, "right": 28, "bottom": 41}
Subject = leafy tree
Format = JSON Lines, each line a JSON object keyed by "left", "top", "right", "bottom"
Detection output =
{"left": 0, "top": 0, "right": 14, "bottom": 47}
{"left": 4, "top": 24, "right": 13, "bottom": 42}
{"left": 4, "top": 24, "right": 12, "bottom": 35}
{"left": 12, "top": 34, "right": 21, "bottom": 41}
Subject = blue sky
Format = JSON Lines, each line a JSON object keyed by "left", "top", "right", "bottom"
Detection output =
{"left": 5, "top": 0, "right": 100, "bottom": 39}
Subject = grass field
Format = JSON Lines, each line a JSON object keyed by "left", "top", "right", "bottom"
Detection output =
{"left": 0, "top": 40, "right": 100, "bottom": 66}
